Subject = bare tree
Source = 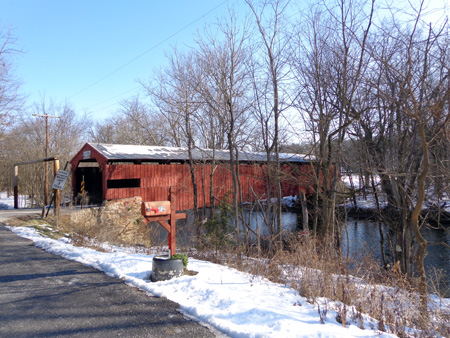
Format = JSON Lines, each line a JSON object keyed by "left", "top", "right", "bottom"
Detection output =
{"left": 0, "top": 25, "right": 23, "bottom": 140}
{"left": 88, "top": 96, "right": 164, "bottom": 146}
{"left": 293, "top": 0, "right": 374, "bottom": 247}
{"left": 143, "top": 49, "right": 206, "bottom": 244}
{"left": 142, "top": 55, "right": 198, "bottom": 148}
{"left": 2, "top": 99, "right": 89, "bottom": 205}
{"left": 194, "top": 8, "right": 254, "bottom": 247}
{"left": 88, "top": 118, "right": 117, "bottom": 144}
{"left": 366, "top": 2, "right": 449, "bottom": 309}
{"left": 246, "top": 0, "right": 293, "bottom": 253}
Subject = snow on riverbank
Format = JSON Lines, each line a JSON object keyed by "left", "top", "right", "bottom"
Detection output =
{"left": 6, "top": 224, "right": 398, "bottom": 338}
{"left": 341, "top": 174, "right": 450, "bottom": 212}
{"left": 0, "top": 192, "right": 28, "bottom": 209}
{"left": 0, "top": 192, "right": 16, "bottom": 209}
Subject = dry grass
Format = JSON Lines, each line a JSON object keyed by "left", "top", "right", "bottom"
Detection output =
{"left": 11, "top": 209, "right": 449, "bottom": 337}
{"left": 192, "top": 233, "right": 450, "bottom": 338}
{"left": 52, "top": 206, "right": 162, "bottom": 250}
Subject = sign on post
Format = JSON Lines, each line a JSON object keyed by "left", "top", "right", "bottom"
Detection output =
{"left": 52, "top": 169, "right": 70, "bottom": 190}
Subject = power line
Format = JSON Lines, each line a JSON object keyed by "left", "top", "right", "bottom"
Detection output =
{"left": 90, "top": 101, "right": 121, "bottom": 114}
{"left": 84, "top": 86, "right": 141, "bottom": 110}
{"left": 70, "top": 0, "right": 227, "bottom": 100}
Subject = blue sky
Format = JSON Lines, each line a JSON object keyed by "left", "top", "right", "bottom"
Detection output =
{"left": 1, "top": 0, "right": 238, "bottom": 121}
{"left": 1, "top": 0, "right": 447, "bottom": 122}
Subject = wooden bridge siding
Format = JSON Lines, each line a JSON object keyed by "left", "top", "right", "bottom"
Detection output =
{"left": 104, "top": 162, "right": 314, "bottom": 208}
{"left": 280, "top": 163, "right": 317, "bottom": 195}
{"left": 71, "top": 143, "right": 321, "bottom": 206}
{"left": 105, "top": 164, "right": 201, "bottom": 209}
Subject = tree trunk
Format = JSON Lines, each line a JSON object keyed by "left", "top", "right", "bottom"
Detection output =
{"left": 410, "top": 118, "right": 429, "bottom": 313}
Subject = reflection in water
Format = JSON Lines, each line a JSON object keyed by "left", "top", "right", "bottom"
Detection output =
{"left": 152, "top": 209, "right": 450, "bottom": 294}
{"left": 240, "top": 211, "right": 298, "bottom": 240}
{"left": 341, "top": 221, "right": 392, "bottom": 263}
{"left": 147, "top": 210, "right": 300, "bottom": 247}
{"left": 242, "top": 214, "right": 450, "bottom": 295}
{"left": 342, "top": 220, "right": 450, "bottom": 296}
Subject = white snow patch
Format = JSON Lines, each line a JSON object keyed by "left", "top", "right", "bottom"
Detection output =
{"left": 0, "top": 192, "right": 27, "bottom": 209}
{"left": 6, "top": 225, "right": 400, "bottom": 338}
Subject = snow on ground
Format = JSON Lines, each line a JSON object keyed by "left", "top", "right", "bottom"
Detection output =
{"left": 345, "top": 194, "right": 388, "bottom": 210}
{"left": 282, "top": 195, "right": 297, "bottom": 207}
{"left": 341, "top": 174, "right": 450, "bottom": 212}
{"left": 0, "top": 192, "right": 15, "bottom": 210}
{"left": 6, "top": 225, "right": 397, "bottom": 338}
{"left": 3, "top": 192, "right": 448, "bottom": 336}
{"left": 0, "top": 192, "right": 28, "bottom": 209}
{"left": 341, "top": 174, "right": 379, "bottom": 190}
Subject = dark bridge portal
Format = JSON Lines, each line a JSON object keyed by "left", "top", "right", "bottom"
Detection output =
{"left": 75, "top": 164, "right": 102, "bottom": 204}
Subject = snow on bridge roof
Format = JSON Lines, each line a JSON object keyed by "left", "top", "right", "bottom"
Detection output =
{"left": 87, "top": 143, "right": 312, "bottom": 163}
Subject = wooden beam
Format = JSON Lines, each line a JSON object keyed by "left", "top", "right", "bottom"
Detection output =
{"left": 144, "top": 213, "right": 186, "bottom": 222}
{"left": 157, "top": 220, "right": 170, "bottom": 232}
{"left": 169, "top": 188, "right": 176, "bottom": 256}
{"left": 14, "top": 156, "right": 59, "bottom": 166}
{"left": 32, "top": 114, "right": 60, "bottom": 118}
{"left": 13, "top": 156, "right": 60, "bottom": 209}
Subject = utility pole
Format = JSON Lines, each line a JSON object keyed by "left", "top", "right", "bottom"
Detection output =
{"left": 33, "top": 114, "right": 60, "bottom": 206}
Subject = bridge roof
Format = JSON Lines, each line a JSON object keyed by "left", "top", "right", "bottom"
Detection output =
{"left": 77, "top": 143, "right": 312, "bottom": 164}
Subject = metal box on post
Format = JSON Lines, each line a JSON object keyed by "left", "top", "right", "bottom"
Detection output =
{"left": 141, "top": 201, "right": 171, "bottom": 216}
{"left": 141, "top": 188, "right": 186, "bottom": 257}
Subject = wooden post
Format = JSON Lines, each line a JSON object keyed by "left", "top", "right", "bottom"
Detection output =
{"left": 45, "top": 116, "right": 49, "bottom": 205}
{"left": 32, "top": 114, "right": 60, "bottom": 206}
{"left": 54, "top": 159, "right": 60, "bottom": 215}
{"left": 300, "top": 191, "right": 308, "bottom": 231}
{"left": 13, "top": 166, "right": 18, "bottom": 209}
{"left": 169, "top": 187, "right": 176, "bottom": 256}
{"left": 141, "top": 187, "right": 186, "bottom": 257}
{"left": 13, "top": 156, "right": 59, "bottom": 210}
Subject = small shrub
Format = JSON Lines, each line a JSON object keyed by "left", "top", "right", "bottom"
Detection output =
{"left": 203, "top": 192, "right": 234, "bottom": 250}
{"left": 171, "top": 253, "right": 188, "bottom": 268}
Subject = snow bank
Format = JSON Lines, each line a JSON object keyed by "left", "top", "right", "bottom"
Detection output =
{"left": 7, "top": 225, "right": 398, "bottom": 338}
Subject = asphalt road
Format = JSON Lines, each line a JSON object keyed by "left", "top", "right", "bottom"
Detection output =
{"left": 0, "top": 208, "right": 43, "bottom": 222}
{"left": 0, "top": 217, "right": 218, "bottom": 338}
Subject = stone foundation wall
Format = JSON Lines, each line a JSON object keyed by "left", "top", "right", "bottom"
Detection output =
{"left": 67, "top": 196, "right": 150, "bottom": 246}
{"left": 99, "top": 196, "right": 149, "bottom": 245}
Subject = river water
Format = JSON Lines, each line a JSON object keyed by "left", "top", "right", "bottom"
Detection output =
{"left": 240, "top": 212, "right": 450, "bottom": 295}
{"left": 157, "top": 209, "right": 450, "bottom": 294}
{"left": 342, "top": 219, "right": 450, "bottom": 296}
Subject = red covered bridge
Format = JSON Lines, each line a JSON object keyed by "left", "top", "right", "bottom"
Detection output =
{"left": 70, "top": 143, "right": 317, "bottom": 209}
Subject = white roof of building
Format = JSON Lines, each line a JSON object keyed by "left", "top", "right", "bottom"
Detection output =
{"left": 87, "top": 143, "right": 312, "bottom": 163}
